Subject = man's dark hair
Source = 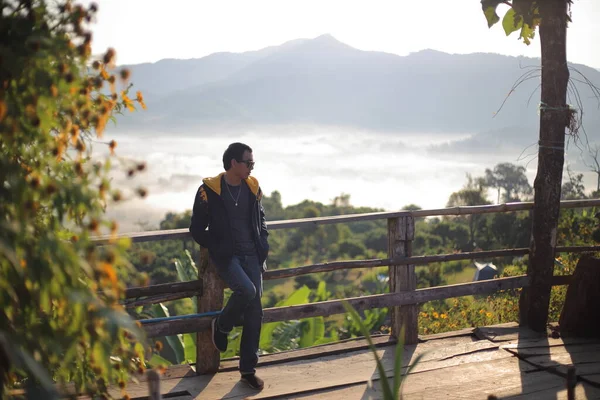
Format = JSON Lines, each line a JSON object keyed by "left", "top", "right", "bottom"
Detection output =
{"left": 223, "top": 142, "right": 252, "bottom": 170}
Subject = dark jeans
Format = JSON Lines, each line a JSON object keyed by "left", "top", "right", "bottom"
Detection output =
{"left": 215, "top": 254, "right": 263, "bottom": 375}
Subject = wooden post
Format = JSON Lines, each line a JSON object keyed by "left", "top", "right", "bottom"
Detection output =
{"left": 388, "top": 216, "right": 418, "bottom": 344}
{"left": 566, "top": 366, "right": 576, "bottom": 400}
{"left": 146, "top": 369, "right": 162, "bottom": 400}
{"left": 195, "top": 247, "right": 224, "bottom": 374}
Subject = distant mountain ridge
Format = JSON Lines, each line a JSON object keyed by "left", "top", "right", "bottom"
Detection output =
{"left": 115, "top": 34, "right": 600, "bottom": 135}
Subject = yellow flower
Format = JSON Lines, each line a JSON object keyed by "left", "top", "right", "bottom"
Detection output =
{"left": 136, "top": 91, "right": 146, "bottom": 110}
{"left": 421, "top": 312, "right": 428, "bottom": 318}
{"left": 100, "top": 262, "right": 118, "bottom": 286}
{"left": 0, "top": 100, "right": 7, "bottom": 123}
{"left": 440, "top": 313, "right": 447, "bottom": 319}
{"left": 479, "top": 309, "right": 485, "bottom": 314}
{"left": 486, "top": 312, "right": 493, "bottom": 318}
{"left": 121, "top": 91, "right": 135, "bottom": 112}
{"left": 432, "top": 312, "right": 439, "bottom": 319}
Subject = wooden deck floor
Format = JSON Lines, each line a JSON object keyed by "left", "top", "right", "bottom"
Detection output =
{"left": 118, "top": 323, "right": 600, "bottom": 399}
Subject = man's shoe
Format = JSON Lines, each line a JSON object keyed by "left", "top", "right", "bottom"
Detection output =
{"left": 211, "top": 318, "right": 228, "bottom": 352}
{"left": 241, "top": 373, "right": 264, "bottom": 390}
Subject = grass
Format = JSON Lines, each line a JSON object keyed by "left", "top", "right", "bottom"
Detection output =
{"left": 445, "top": 266, "right": 476, "bottom": 285}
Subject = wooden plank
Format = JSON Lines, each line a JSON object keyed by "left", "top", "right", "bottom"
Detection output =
{"left": 388, "top": 216, "right": 418, "bottom": 345}
{"left": 419, "top": 326, "right": 474, "bottom": 341}
{"left": 398, "top": 356, "right": 542, "bottom": 399}
{"left": 124, "top": 290, "right": 201, "bottom": 308}
{"left": 501, "top": 337, "right": 600, "bottom": 351}
{"left": 136, "top": 364, "right": 196, "bottom": 383}
{"left": 219, "top": 334, "right": 481, "bottom": 372}
{"left": 91, "top": 199, "right": 600, "bottom": 244}
{"left": 275, "top": 381, "right": 381, "bottom": 400}
{"left": 502, "top": 383, "right": 600, "bottom": 400}
{"left": 504, "top": 343, "right": 600, "bottom": 358}
{"left": 195, "top": 248, "right": 224, "bottom": 375}
{"left": 474, "top": 322, "right": 545, "bottom": 342}
{"left": 115, "top": 338, "right": 516, "bottom": 400}
{"left": 143, "top": 277, "right": 530, "bottom": 337}
{"left": 581, "top": 374, "right": 600, "bottom": 387}
{"left": 262, "top": 276, "right": 529, "bottom": 323}
{"left": 125, "top": 280, "right": 203, "bottom": 299}
{"left": 218, "top": 335, "right": 396, "bottom": 372}
{"left": 263, "top": 249, "right": 531, "bottom": 281}
{"left": 289, "top": 381, "right": 600, "bottom": 400}
{"left": 520, "top": 352, "right": 600, "bottom": 377}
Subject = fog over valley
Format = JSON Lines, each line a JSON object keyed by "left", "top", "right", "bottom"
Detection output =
{"left": 98, "top": 35, "right": 600, "bottom": 232}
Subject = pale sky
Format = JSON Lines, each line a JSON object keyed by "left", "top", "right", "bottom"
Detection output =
{"left": 87, "top": 0, "right": 600, "bottom": 68}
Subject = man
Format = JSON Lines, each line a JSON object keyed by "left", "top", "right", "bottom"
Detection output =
{"left": 189, "top": 142, "right": 269, "bottom": 390}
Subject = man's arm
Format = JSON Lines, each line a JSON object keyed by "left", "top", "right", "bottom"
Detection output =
{"left": 258, "top": 188, "right": 269, "bottom": 252}
{"left": 189, "top": 186, "right": 212, "bottom": 248}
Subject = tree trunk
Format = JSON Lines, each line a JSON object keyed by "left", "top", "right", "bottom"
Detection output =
{"left": 519, "top": 0, "right": 570, "bottom": 332}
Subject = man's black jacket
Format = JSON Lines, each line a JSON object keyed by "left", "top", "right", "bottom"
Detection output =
{"left": 189, "top": 173, "right": 269, "bottom": 270}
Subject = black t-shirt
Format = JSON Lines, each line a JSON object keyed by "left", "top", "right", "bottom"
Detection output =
{"left": 222, "top": 177, "right": 256, "bottom": 256}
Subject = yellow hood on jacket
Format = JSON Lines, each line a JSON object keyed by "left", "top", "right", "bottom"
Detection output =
{"left": 202, "top": 172, "right": 260, "bottom": 197}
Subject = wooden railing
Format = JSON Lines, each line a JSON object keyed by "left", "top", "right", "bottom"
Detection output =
{"left": 94, "top": 199, "right": 600, "bottom": 374}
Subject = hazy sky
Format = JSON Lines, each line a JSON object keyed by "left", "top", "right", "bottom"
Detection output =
{"left": 86, "top": 0, "right": 600, "bottom": 68}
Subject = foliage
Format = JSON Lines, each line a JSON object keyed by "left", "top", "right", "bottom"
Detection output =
{"left": 446, "top": 174, "right": 491, "bottom": 250}
{"left": 481, "top": 0, "right": 541, "bottom": 45}
{"left": 343, "top": 302, "right": 423, "bottom": 400}
{"left": 131, "top": 161, "right": 597, "bottom": 358}
{"left": 561, "top": 167, "right": 587, "bottom": 200}
{"left": 0, "top": 0, "right": 148, "bottom": 397}
{"left": 484, "top": 163, "right": 532, "bottom": 203}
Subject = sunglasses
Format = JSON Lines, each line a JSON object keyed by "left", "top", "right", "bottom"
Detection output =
{"left": 237, "top": 159, "right": 255, "bottom": 168}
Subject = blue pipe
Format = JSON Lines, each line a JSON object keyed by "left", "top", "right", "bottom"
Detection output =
{"left": 139, "top": 310, "right": 222, "bottom": 325}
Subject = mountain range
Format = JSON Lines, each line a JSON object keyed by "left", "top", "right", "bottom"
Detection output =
{"left": 114, "top": 34, "right": 600, "bottom": 138}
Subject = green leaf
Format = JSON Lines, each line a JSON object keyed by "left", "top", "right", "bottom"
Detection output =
{"left": 222, "top": 328, "right": 243, "bottom": 358}
{"left": 502, "top": 8, "right": 523, "bottom": 36}
{"left": 183, "top": 333, "right": 196, "bottom": 363}
{"left": 481, "top": 0, "right": 504, "bottom": 28}
{"left": 299, "top": 317, "right": 325, "bottom": 348}
{"left": 149, "top": 353, "right": 172, "bottom": 368}
{"left": 393, "top": 327, "right": 405, "bottom": 397}
{"left": 135, "top": 341, "right": 147, "bottom": 366}
{"left": 260, "top": 286, "right": 311, "bottom": 351}
{"left": 174, "top": 252, "right": 199, "bottom": 311}
{"left": 342, "top": 302, "right": 394, "bottom": 399}
{"left": 151, "top": 304, "right": 185, "bottom": 364}
{"left": 174, "top": 250, "right": 198, "bottom": 283}
{"left": 519, "top": 23, "right": 536, "bottom": 45}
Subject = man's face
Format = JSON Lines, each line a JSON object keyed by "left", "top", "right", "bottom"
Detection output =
{"left": 231, "top": 150, "right": 254, "bottom": 179}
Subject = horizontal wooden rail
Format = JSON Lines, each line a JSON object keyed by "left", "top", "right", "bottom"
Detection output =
{"left": 264, "top": 248, "right": 530, "bottom": 281}
{"left": 91, "top": 199, "right": 600, "bottom": 245}
{"left": 123, "top": 290, "right": 201, "bottom": 308}
{"left": 125, "top": 280, "right": 202, "bottom": 299}
{"left": 142, "top": 274, "right": 571, "bottom": 337}
{"left": 556, "top": 245, "right": 600, "bottom": 253}
{"left": 120, "top": 281, "right": 203, "bottom": 308}
{"left": 263, "top": 245, "right": 600, "bottom": 281}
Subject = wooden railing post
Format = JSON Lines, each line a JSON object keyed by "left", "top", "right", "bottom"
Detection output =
{"left": 146, "top": 369, "right": 162, "bottom": 400}
{"left": 195, "top": 247, "right": 224, "bottom": 374}
{"left": 388, "top": 216, "right": 418, "bottom": 344}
